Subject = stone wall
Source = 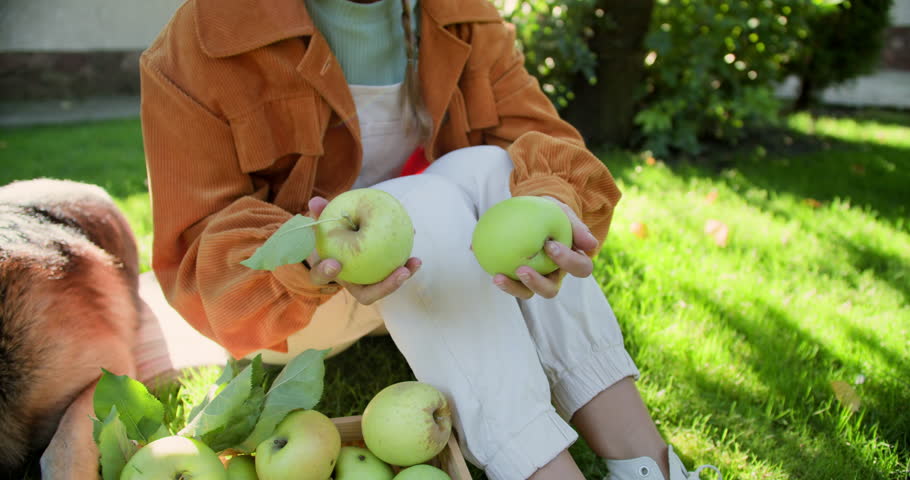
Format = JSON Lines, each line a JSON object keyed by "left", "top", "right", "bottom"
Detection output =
{"left": 0, "top": 0, "right": 181, "bottom": 100}
{"left": 0, "top": 51, "right": 142, "bottom": 100}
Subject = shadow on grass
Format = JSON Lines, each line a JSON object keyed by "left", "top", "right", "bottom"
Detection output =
{"left": 605, "top": 109, "right": 910, "bottom": 233}
{"left": 595, "top": 229, "right": 909, "bottom": 479}
{"left": 665, "top": 280, "right": 905, "bottom": 479}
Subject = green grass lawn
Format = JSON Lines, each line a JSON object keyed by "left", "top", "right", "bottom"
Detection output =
{"left": 1, "top": 109, "right": 908, "bottom": 479}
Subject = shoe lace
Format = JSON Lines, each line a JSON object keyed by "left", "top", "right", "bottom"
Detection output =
{"left": 692, "top": 464, "right": 722, "bottom": 480}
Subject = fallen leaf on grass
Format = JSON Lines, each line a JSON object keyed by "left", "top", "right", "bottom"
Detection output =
{"left": 630, "top": 222, "right": 649, "bottom": 239}
{"left": 704, "top": 190, "right": 719, "bottom": 205}
{"left": 704, "top": 219, "right": 729, "bottom": 247}
{"left": 804, "top": 198, "right": 822, "bottom": 208}
{"left": 830, "top": 380, "right": 862, "bottom": 412}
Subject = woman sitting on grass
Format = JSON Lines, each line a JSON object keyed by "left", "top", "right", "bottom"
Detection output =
{"left": 140, "top": 0, "right": 721, "bottom": 478}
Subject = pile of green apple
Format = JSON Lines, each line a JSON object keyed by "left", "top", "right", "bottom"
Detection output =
{"left": 95, "top": 350, "right": 455, "bottom": 480}
{"left": 230, "top": 381, "right": 454, "bottom": 480}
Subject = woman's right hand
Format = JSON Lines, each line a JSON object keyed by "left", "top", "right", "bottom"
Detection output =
{"left": 306, "top": 196, "right": 421, "bottom": 305}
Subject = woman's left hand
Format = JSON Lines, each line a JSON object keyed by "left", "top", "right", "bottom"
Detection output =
{"left": 494, "top": 196, "right": 598, "bottom": 299}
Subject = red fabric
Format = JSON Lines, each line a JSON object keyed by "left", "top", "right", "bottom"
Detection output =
{"left": 399, "top": 146, "right": 429, "bottom": 177}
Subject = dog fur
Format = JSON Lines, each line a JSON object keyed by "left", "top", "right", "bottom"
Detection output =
{"left": 0, "top": 179, "right": 142, "bottom": 478}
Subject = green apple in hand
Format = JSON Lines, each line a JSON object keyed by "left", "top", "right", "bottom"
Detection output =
{"left": 361, "top": 382, "right": 452, "bottom": 467}
{"left": 255, "top": 410, "right": 341, "bottom": 480}
{"left": 393, "top": 464, "right": 451, "bottom": 480}
{"left": 120, "top": 435, "right": 227, "bottom": 480}
{"left": 471, "top": 196, "right": 572, "bottom": 280}
{"left": 334, "top": 446, "right": 394, "bottom": 480}
{"left": 225, "top": 455, "right": 258, "bottom": 480}
{"left": 315, "top": 188, "right": 415, "bottom": 285}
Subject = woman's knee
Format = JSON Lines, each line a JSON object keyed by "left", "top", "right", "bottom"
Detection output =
{"left": 426, "top": 145, "right": 512, "bottom": 179}
{"left": 375, "top": 172, "right": 478, "bottom": 224}
{"left": 373, "top": 174, "right": 480, "bottom": 291}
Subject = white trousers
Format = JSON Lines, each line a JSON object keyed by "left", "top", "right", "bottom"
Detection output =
{"left": 254, "top": 146, "right": 640, "bottom": 480}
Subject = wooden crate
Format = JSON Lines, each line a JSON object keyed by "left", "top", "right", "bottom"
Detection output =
{"left": 331, "top": 415, "right": 471, "bottom": 479}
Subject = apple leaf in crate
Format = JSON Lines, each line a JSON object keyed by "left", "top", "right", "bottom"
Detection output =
{"left": 237, "top": 348, "right": 330, "bottom": 452}
{"left": 240, "top": 214, "right": 317, "bottom": 270}
{"left": 199, "top": 385, "right": 267, "bottom": 452}
{"left": 185, "top": 360, "right": 237, "bottom": 426}
{"left": 95, "top": 406, "right": 138, "bottom": 480}
{"left": 93, "top": 369, "right": 167, "bottom": 444}
{"left": 180, "top": 356, "right": 266, "bottom": 445}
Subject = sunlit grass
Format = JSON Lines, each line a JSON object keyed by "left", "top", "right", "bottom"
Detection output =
{"left": 597, "top": 109, "right": 909, "bottom": 479}
{"left": 1, "top": 109, "right": 908, "bottom": 479}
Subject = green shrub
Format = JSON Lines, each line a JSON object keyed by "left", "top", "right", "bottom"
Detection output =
{"left": 634, "top": 0, "right": 815, "bottom": 156}
{"left": 497, "top": 0, "right": 892, "bottom": 157}
{"left": 496, "top": 0, "right": 607, "bottom": 109}
{"left": 787, "top": 0, "right": 894, "bottom": 109}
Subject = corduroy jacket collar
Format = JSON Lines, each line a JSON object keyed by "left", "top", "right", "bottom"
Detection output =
{"left": 195, "top": 0, "right": 501, "bottom": 58}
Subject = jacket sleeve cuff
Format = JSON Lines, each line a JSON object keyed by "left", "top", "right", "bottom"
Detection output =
{"left": 509, "top": 175, "right": 583, "bottom": 220}
{"left": 272, "top": 262, "right": 342, "bottom": 297}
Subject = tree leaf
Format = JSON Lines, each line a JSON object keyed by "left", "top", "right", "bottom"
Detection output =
{"left": 804, "top": 198, "right": 823, "bottom": 208}
{"left": 831, "top": 380, "right": 862, "bottom": 412}
{"left": 96, "top": 406, "right": 139, "bottom": 480}
{"left": 630, "top": 221, "right": 649, "bottom": 239}
{"left": 185, "top": 360, "right": 238, "bottom": 427}
{"left": 179, "top": 357, "right": 266, "bottom": 443}
{"left": 93, "top": 369, "right": 166, "bottom": 444}
{"left": 704, "top": 189, "right": 719, "bottom": 205}
{"left": 704, "top": 219, "right": 730, "bottom": 247}
{"left": 200, "top": 385, "right": 267, "bottom": 452}
{"left": 240, "top": 215, "right": 318, "bottom": 271}
{"left": 237, "top": 349, "right": 329, "bottom": 451}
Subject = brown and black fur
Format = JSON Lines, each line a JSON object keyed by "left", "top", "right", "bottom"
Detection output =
{"left": 0, "top": 179, "right": 142, "bottom": 477}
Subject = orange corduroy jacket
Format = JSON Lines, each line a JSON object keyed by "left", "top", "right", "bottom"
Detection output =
{"left": 140, "top": 0, "right": 622, "bottom": 358}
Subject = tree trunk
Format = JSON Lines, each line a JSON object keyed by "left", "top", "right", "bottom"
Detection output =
{"left": 564, "top": 0, "right": 655, "bottom": 148}
{"left": 794, "top": 74, "right": 815, "bottom": 111}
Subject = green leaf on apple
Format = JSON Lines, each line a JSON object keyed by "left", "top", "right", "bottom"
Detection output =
{"left": 240, "top": 214, "right": 318, "bottom": 271}
{"left": 237, "top": 348, "right": 330, "bottom": 451}
{"left": 93, "top": 369, "right": 168, "bottom": 445}
{"left": 199, "top": 385, "right": 267, "bottom": 452}
{"left": 179, "top": 356, "right": 265, "bottom": 441}
{"left": 184, "top": 359, "right": 240, "bottom": 426}
{"left": 95, "top": 406, "right": 139, "bottom": 480}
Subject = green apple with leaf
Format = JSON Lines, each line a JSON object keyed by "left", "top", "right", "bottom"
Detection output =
{"left": 314, "top": 188, "right": 414, "bottom": 285}
{"left": 393, "top": 464, "right": 451, "bottom": 480}
{"left": 361, "top": 382, "right": 452, "bottom": 467}
{"left": 334, "top": 446, "right": 394, "bottom": 480}
{"left": 119, "top": 435, "right": 227, "bottom": 480}
{"left": 255, "top": 409, "right": 341, "bottom": 480}
{"left": 240, "top": 188, "right": 414, "bottom": 285}
{"left": 471, "top": 196, "right": 572, "bottom": 280}
{"left": 225, "top": 455, "right": 258, "bottom": 480}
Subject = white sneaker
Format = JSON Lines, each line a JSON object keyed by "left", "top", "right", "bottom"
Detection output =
{"left": 604, "top": 445, "right": 722, "bottom": 480}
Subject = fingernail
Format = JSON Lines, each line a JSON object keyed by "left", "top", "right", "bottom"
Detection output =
{"left": 546, "top": 241, "right": 560, "bottom": 256}
{"left": 517, "top": 271, "right": 530, "bottom": 282}
{"left": 324, "top": 264, "right": 339, "bottom": 276}
{"left": 396, "top": 273, "right": 410, "bottom": 285}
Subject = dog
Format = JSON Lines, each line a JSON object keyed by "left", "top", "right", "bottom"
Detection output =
{"left": 0, "top": 178, "right": 143, "bottom": 478}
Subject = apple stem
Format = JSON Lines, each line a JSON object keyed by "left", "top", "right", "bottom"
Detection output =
{"left": 341, "top": 214, "right": 358, "bottom": 230}
{"left": 270, "top": 216, "right": 352, "bottom": 238}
